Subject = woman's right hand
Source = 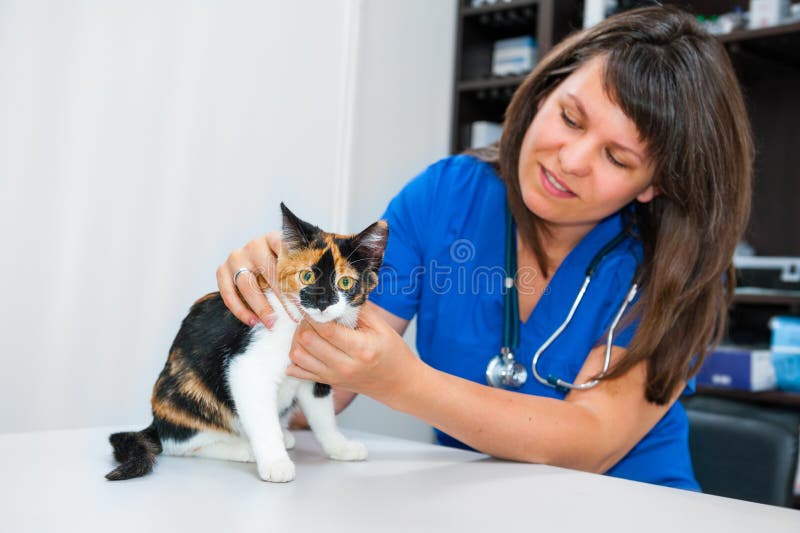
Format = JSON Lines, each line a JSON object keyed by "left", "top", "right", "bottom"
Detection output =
{"left": 217, "top": 231, "right": 283, "bottom": 328}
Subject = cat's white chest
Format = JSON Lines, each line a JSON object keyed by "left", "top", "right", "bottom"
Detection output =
{"left": 227, "top": 291, "right": 303, "bottom": 414}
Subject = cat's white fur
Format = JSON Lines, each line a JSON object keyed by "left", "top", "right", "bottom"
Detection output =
{"left": 160, "top": 290, "right": 366, "bottom": 482}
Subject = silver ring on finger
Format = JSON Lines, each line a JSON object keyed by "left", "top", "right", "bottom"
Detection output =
{"left": 233, "top": 267, "right": 251, "bottom": 287}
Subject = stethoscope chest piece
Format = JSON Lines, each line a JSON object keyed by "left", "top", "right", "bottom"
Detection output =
{"left": 486, "top": 203, "right": 527, "bottom": 390}
{"left": 486, "top": 348, "right": 528, "bottom": 389}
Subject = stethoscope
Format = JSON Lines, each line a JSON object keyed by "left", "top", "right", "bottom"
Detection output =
{"left": 485, "top": 203, "right": 640, "bottom": 391}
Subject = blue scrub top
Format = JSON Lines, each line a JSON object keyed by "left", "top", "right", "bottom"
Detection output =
{"left": 370, "top": 155, "right": 700, "bottom": 491}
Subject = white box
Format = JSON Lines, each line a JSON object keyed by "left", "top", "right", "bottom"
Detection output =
{"left": 583, "top": 0, "right": 618, "bottom": 29}
{"left": 492, "top": 36, "right": 537, "bottom": 77}
{"left": 696, "top": 346, "right": 777, "bottom": 391}
{"left": 470, "top": 121, "right": 502, "bottom": 148}
{"left": 749, "top": 0, "right": 791, "bottom": 29}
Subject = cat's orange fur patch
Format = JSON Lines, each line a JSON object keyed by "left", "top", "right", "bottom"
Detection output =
{"left": 278, "top": 248, "right": 324, "bottom": 293}
{"left": 152, "top": 399, "right": 232, "bottom": 435}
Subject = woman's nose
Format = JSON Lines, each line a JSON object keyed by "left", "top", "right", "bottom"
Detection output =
{"left": 557, "top": 139, "right": 592, "bottom": 178}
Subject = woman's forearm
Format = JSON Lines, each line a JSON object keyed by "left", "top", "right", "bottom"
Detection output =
{"left": 378, "top": 358, "right": 616, "bottom": 473}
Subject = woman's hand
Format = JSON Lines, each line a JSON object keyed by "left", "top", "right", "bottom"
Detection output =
{"left": 286, "top": 303, "right": 422, "bottom": 402}
{"left": 217, "top": 231, "right": 283, "bottom": 328}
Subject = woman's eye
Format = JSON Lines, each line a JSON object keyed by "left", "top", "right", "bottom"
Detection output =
{"left": 606, "top": 149, "right": 628, "bottom": 169}
{"left": 560, "top": 109, "right": 579, "bottom": 129}
{"left": 337, "top": 276, "right": 355, "bottom": 290}
{"left": 299, "top": 270, "right": 316, "bottom": 285}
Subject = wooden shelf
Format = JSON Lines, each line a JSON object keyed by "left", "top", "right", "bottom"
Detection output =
{"left": 696, "top": 386, "right": 800, "bottom": 408}
{"left": 733, "top": 289, "right": 800, "bottom": 306}
{"left": 458, "top": 74, "right": 528, "bottom": 91}
{"left": 716, "top": 20, "right": 800, "bottom": 44}
{"left": 718, "top": 20, "right": 800, "bottom": 68}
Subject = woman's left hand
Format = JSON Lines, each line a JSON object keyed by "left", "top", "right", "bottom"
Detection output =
{"left": 286, "top": 303, "right": 421, "bottom": 401}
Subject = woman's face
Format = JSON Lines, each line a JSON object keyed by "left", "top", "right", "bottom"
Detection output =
{"left": 518, "top": 55, "right": 657, "bottom": 235}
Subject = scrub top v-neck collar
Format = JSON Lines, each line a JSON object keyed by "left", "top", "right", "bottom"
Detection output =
{"left": 514, "top": 199, "right": 629, "bottom": 341}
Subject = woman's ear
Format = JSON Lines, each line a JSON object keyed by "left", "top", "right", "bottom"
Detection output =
{"left": 636, "top": 184, "right": 660, "bottom": 204}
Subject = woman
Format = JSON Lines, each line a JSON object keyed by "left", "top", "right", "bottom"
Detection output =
{"left": 217, "top": 6, "right": 752, "bottom": 490}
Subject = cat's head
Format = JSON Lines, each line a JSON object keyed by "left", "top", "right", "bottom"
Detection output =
{"left": 277, "top": 203, "right": 389, "bottom": 325}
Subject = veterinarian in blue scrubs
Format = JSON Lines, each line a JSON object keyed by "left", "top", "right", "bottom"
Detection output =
{"left": 366, "top": 153, "right": 699, "bottom": 488}
{"left": 220, "top": 6, "right": 753, "bottom": 491}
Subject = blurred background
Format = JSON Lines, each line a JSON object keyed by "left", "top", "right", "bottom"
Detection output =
{"left": 2, "top": 0, "right": 800, "bottom": 460}
{"left": 0, "top": 0, "right": 454, "bottom": 440}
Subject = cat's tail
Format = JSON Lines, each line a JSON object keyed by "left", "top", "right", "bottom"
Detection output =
{"left": 105, "top": 423, "right": 162, "bottom": 481}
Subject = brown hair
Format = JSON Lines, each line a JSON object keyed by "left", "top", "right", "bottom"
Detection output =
{"left": 472, "top": 5, "right": 753, "bottom": 404}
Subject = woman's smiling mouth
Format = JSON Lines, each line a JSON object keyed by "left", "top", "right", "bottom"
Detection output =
{"left": 540, "top": 165, "right": 576, "bottom": 198}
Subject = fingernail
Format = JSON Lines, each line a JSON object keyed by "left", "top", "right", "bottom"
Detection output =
{"left": 248, "top": 318, "right": 259, "bottom": 327}
{"left": 264, "top": 316, "right": 276, "bottom": 329}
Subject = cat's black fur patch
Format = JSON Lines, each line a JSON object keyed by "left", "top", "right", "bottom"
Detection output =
{"left": 105, "top": 423, "right": 162, "bottom": 480}
{"left": 311, "top": 234, "right": 328, "bottom": 249}
{"left": 169, "top": 293, "right": 253, "bottom": 410}
{"left": 313, "top": 383, "right": 332, "bottom": 398}
{"left": 335, "top": 221, "right": 388, "bottom": 278}
{"left": 155, "top": 292, "right": 252, "bottom": 422}
{"left": 300, "top": 248, "right": 339, "bottom": 311}
{"left": 281, "top": 202, "right": 322, "bottom": 251}
{"left": 153, "top": 417, "right": 198, "bottom": 442}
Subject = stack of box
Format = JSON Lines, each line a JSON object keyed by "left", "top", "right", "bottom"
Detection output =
{"left": 696, "top": 346, "right": 777, "bottom": 391}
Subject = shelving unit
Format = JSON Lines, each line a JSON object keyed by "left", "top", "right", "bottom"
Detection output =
{"left": 450, "top": 0, "right": 582, "bottom": 152}
{"left": 449, "top": 0, "right": 800, "bottom": 309}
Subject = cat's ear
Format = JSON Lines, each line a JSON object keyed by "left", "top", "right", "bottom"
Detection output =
{"left": 351, "top": 220, "right": 389, "bottom": 272}
{"left": 280, "top": 202, "right": 320, "bottom": 252}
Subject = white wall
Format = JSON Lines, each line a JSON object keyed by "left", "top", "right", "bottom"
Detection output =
{"left": 335, "top": 0, "right": 456, "bottom": 442}
{"left": 0, "top": 0, "right": 349, "bottom": 433}
{"left": 0, "top": 0, "right": 455, "bottom": 439}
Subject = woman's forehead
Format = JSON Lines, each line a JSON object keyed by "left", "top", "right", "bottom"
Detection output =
{"left": 555, "top": 56, "right": 649, "bottom": 156}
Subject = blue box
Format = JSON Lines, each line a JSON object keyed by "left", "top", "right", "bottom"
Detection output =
{"left": 696, "top": 346, "right": 776, "bottom": 391}
{"left": 769, "top": 316, "right": 800, "bottom": 392}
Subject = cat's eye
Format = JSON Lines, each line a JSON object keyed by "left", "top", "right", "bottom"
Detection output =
{"left": 299, "top": 270, "right": 316, "bottom": 285}
{"left": 337, "top": 276, "right": 356, "bottom": 291}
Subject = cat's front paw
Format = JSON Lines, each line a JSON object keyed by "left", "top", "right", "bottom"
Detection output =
{"left": 326, "top": 440, "right": 368, "bottom": 462}
{"left": 257, "top": 458, "right": 296, "bottom": 483}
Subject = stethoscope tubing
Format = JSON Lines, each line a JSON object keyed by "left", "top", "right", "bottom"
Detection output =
{"left": 531, "top": 278, "right": 639, "bottom": 391}
{"left": 492, "top": 201, "right": 638, "bottom": 392}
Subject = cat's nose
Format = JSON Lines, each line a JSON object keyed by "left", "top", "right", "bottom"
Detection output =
{"left": 316, "top": 296, "right": 331, "bottom": 310}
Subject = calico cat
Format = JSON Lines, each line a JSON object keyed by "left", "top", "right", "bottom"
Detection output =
{"left": 106, "top": 203, "right": 389, "bottom": 483}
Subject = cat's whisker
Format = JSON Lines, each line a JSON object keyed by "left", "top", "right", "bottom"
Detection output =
{"left": 346, "top": 257, "right": 375, "bottom": 265}
{"left": 343, "top": 245, "right": 362, "bottom": 263}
